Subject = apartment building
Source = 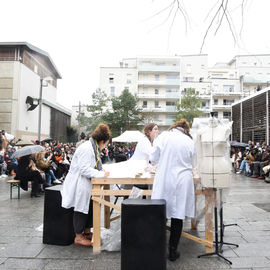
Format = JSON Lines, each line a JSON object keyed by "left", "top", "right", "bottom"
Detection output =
{"left": 99, "top": 54, "right": 270, "bottom": 129}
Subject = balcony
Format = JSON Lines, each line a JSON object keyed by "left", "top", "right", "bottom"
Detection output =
{"left": 141, "top": 106, "right": 177, "bottom": 113}
{"left": 137, "top": 93, "right": 180, "bottom": 100}
{"left": 138, "top": 65, "right": 180, "bottom": 73}
{"left": 212, "top": 104, "right": 232, "bottom": 110}
{"left": 212, "top": 91, "right": 242, "bottom": 97}
{"left": 138, "top": 79, "right": 180, "bottom": 86}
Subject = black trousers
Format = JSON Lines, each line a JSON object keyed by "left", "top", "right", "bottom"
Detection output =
{"left": 169, "top": 218, "right": 183, "bottom": 249}
{"left": 73, "top": 199, "right": 93, "bottom": 234}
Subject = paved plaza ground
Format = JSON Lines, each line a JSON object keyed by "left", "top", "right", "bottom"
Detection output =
{"left": 0, "top": 173, "right": 270, "bottom": 270}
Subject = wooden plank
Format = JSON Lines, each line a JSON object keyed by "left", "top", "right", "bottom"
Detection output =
{"left": 166, "top": 226, "right": 213, "bottom": 248}
{"left": 103, "top": 184, "right": 111, "bottom": 229}
{"left": 92, "top": 197, "right": 122, "bottom": 211}
{"left": 92, "top": 184, "right": 101, "bottom": 253}
{"left": 91, "top": 178, "right": 154, "bottom": 185}
{"left": 110, "top": 215, "right": 121, "bottom": 222}
{"left": 91, "top": 190, "right": 152, "bottom": 196}
{"left": 205, "top": 188, "right": 214, "bottom": 253}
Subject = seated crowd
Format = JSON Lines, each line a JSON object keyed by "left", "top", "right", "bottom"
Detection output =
{"left": 0, "top": 136, "right": 76, "bottom": 197}
{"left": 232, "top": 141, "right": 270, "bottom": 183}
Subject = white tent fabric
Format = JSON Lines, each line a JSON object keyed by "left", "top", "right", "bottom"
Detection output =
{"left": 112, "top": 130, "right": 144, "bottom": 142}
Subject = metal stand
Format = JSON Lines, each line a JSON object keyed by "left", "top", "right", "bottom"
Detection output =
{"left": 218, "top": 190, "right": 239, "bottom": 252}
{"left": 198, "top": 189, "right": 233, "bottom": 265}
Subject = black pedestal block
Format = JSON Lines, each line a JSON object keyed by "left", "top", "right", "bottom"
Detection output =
{"left": 43, "top": 185, "right": 75, "bottom": 245}
{"left": 121, "top": 199, "right": 166, "bottom": 270}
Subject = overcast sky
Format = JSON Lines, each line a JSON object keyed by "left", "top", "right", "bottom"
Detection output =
{"left": 1, "top": 0, "right": 270, "bottom": 109}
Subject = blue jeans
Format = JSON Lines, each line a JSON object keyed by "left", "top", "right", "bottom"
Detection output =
{"left": 240, "top": 160, "right": 246, "bottom": 172}
{"left": 47, "top": 170, "right": 56, "bottom": 184}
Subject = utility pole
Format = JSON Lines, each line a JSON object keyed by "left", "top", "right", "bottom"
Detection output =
{"left": 78, "top": 101, "right": 81, "bottom": 141}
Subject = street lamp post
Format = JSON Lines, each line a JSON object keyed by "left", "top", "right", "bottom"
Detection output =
{"left": 37, "top": 76, "right": 52, "bottom": 142}
{"left": 37, "top": 78, "right": 43, "bottom": 142}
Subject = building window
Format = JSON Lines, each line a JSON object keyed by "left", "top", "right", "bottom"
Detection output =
{"left": 155, "top": 74, "right": 160, "bottom": 81}
{"left": 166, "top": 101, "right": 175, "bottom": 106}
{"left": 211, "top": 73, "right": 223, "bottom": 78}
{"left": 155, "top": 88, "right": 159, "bottom": 94}
{"left": 127, "top": 79, "right": 131, "bottom": 84}
{"left": 202, "top": 101, "right": 206, "bottom": 107}
{"left": 143, "top": 101, "right": 147, "bottom": 108}
{"left": 166, "top": 74, "right": 179, "bottom": 79}
{"left": 223, "top": 85, "right": 234, "bottom": 92}
{"left": 125, "top": 63, "right": 128, "bottom": 68}
{"left": 214, "top": 99, "right": 218, "bottom": 105}
{"left": 213, "top": 112, "right": 218, "bottom": 118}
{"left": 223, "top": 112, "right": 231, "bottom": 119}
{"left": 183, "top": 77, "right": 194, "bottom": 82}
{"left": 109, "top": 77, "right": 114, "bottom": 83}
{"left": 199, "top": 77, "right": 204, "bottom": 82}
{"left": 166, "top": 88, "right": 178, "bottom": 93}
{"left": 223, "top": 99, "right": 234, "bottom": 105}
{"left": 155, "top": 101, "right": 159, "bottom": 108}
{"left": 110, "top": 87, "right": 115, "bottom": 96}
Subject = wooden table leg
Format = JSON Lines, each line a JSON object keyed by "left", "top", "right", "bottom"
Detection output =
{"left": 205, "top": 188, "right": 214, "bottom": 253}
{"left": 104, "top": 184, "right": 110, "bottom": 229}
{"left": 93, "top": 184, "right": 101, "bottom": 253}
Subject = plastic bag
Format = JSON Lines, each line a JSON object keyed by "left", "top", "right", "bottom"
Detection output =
{"left": 100, "top": 187, "right": 143, "bottom": 251}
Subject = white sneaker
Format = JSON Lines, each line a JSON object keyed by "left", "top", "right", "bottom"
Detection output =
{"left": 53, "top": 179, "right": 62, "bottom": 184}
{"left": 0, "top": 174, "right": 7, "bottom": 178}
{"left": 236, "top": 170, "right": 242, "bottom": 174}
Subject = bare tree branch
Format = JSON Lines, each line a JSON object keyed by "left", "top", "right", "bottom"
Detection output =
{"left": 200, "top": 0, "right": 224, "bottom": 53}
{"left": 214, "top": 0, "right": 228, "bottom": 35}
{"left": 142, "top": 0, "right": 176, "bottom": 22}
{"left": 222, "top": 3, "right": 237, "bottom": 45}
{"left": 239, "top": 0, "right": 246, "bottom": 38}
{"left": 167, "top": 6, "right": 179, "bottom": 50}
{"left": 147, "top": 1, "right": 176, "bottom": 33}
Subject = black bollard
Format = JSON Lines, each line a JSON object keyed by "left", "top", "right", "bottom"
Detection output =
{"left": 121, "top": 199, "right": 166, "bottom": 270}
{"left": 43, "top": 185, "right": 75, "bottom": 245}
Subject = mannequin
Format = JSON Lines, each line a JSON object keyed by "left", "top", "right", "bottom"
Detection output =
{"left": 196, "top": 117, "right": 231, "bottom": 188}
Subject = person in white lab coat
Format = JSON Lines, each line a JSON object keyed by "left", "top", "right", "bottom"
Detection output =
{"left": 131, "top": 123, "right": 159, "bottom": 162}
{"left": 62, "top": 123, "right": 110, "bottom": 247}
{"left": 150, "top": 119, "right": 195, "bottom": 261}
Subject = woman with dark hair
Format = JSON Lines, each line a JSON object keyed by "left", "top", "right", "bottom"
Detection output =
{"left": 131, "top": 123, "right": 159, "bottom": 161}
{"left": 150, "top": 119, "right": 195, "bottom": 262}
{"left": 15, "top": 155, "right": 45, "bottom": 197}
{"left": 61, "top": 123, "right": 110, "bottom": 247}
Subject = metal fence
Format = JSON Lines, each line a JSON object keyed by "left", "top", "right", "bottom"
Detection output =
{"left": 232, "top": 90, "right": 269, "bottom": 144}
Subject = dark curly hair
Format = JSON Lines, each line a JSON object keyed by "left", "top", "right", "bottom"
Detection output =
{"left": 169, "top": 119, "right": 192, "bottom": 139}
{"left": 91, "top": 123, "right": 111, "bottom": 143}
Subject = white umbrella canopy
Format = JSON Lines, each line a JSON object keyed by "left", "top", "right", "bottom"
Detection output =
{"left": 3, "top": 132, "right": 14, "bottom": 141}
{"left": 112, "top": 130, "right": 144, "bottom": 143}
{"left": 11, "top": 145, "right": 45, "bottom": 159}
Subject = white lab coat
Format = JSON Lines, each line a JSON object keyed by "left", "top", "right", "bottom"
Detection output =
{"left": 131, "top": 135, "right": 153, "bottom": 162}
{"left": 150, "top": 129, "right": 195, "bottom": 220}
{"left": 61, "top": 140, "right": 105, "bottom": 214}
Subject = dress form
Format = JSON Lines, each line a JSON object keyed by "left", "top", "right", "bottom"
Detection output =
{"left": 197, "top": 118, "right": 231, "bottom": 188}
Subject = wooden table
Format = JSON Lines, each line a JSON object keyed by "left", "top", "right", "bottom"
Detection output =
{"left": 91, "top": 177, "right": 214, "bottom": 253}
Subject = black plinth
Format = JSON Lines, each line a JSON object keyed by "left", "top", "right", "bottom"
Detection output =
{"left": 43, "top": 185, "right": 75, "bottom": 245}
{"left": 121, "top": 199, "right": 166, "bottom": 270}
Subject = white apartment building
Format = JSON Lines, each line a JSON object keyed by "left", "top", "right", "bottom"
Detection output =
{"left": 99, "top": 54, "right": 270, "bottom": 129}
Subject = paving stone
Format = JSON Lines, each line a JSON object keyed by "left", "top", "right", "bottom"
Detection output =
{"left": 44, "top": 259, "right": 93, "bottom": 269}
{"left": 0, "top": 258, "right": 49, "bottom": 269}
{"left": 0, "top": 242, "right": 44, "bottom": 258}
{"left": 233, "top": 243, "right": 270, "bottom": 257}
{"left": 228, "top": 257, "right": 270, "bottom": 268}
{"left": 0, "top": 258, "right": 7, "bottom": 265}
{"left": 37, "top": 245, "right": 94, "bottom": 259}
